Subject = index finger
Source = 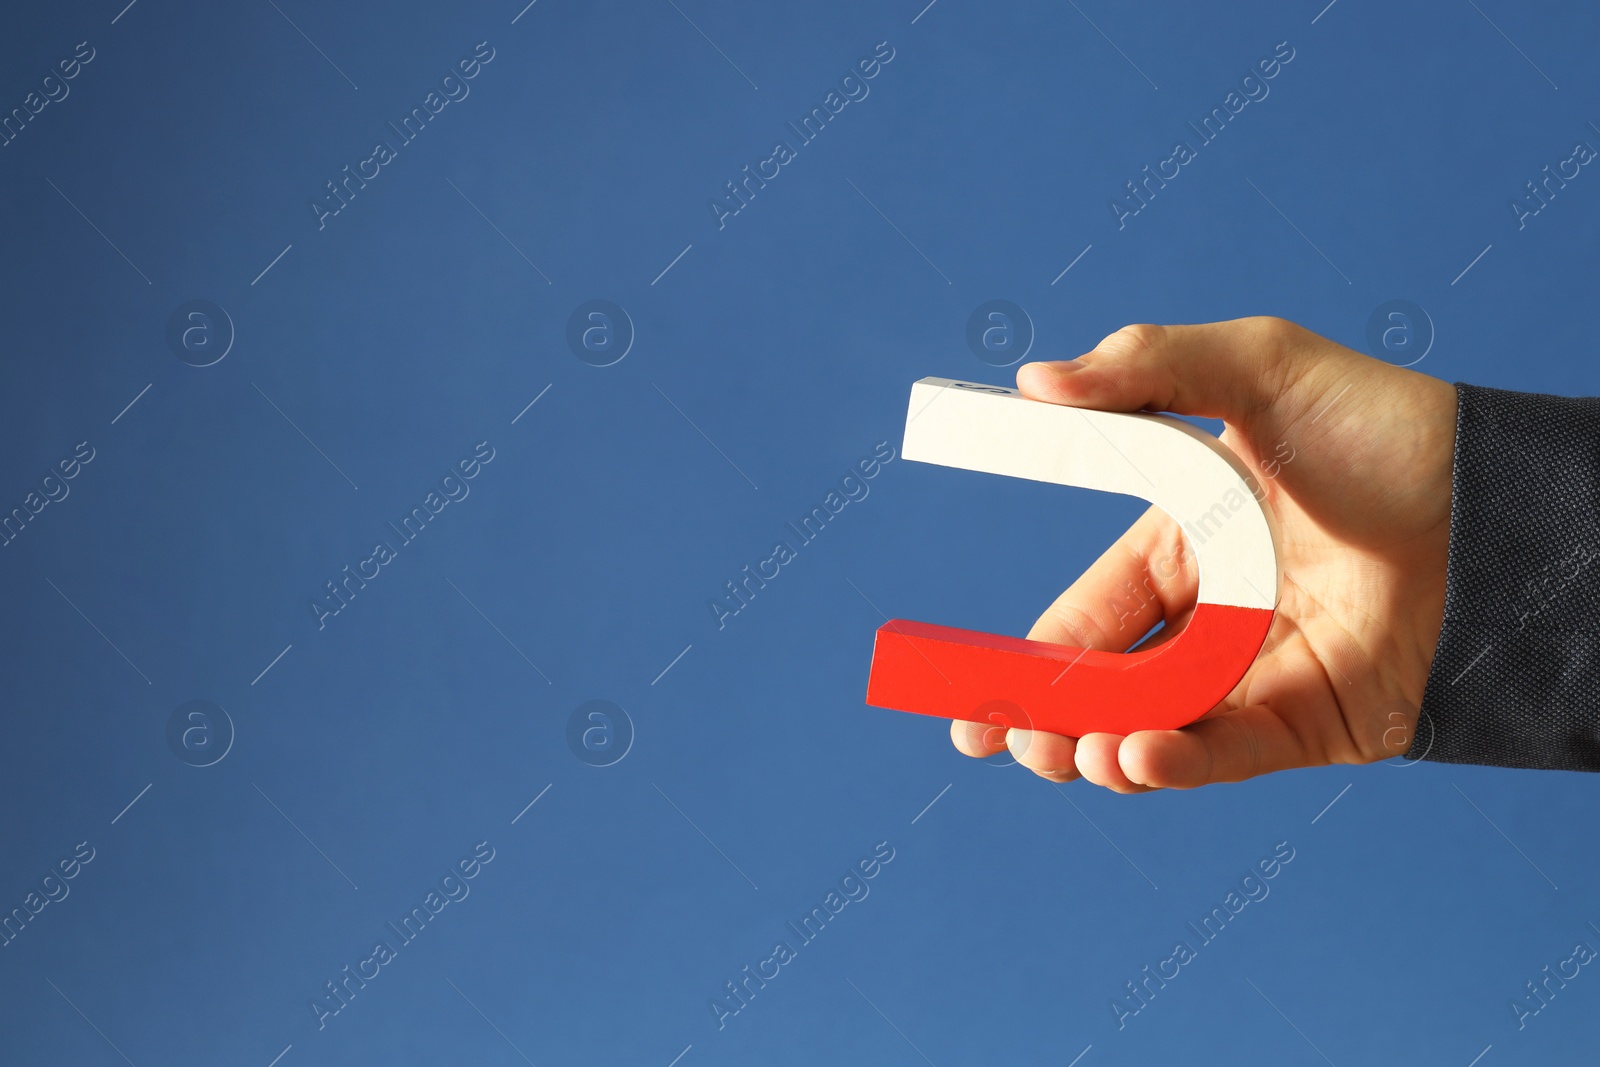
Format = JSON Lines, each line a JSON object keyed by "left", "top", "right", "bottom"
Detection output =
{"left": 951, "top": 505, "right": 1200, "bottom": 771}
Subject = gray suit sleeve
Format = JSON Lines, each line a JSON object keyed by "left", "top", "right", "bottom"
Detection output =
{"left": 1409, "top": 383, "right": 1600, "bottom": 769}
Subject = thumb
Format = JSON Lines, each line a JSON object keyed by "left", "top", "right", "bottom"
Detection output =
{"left": 1016, "top": 317, "right": 1322, "bottom": 425}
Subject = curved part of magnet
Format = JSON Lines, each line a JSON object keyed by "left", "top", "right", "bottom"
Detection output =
{"left": 865, "top": 377, "right": 1280, "bottom": 738}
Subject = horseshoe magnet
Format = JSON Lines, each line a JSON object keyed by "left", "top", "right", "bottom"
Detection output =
{"left": 865, "top": 377, "right": 1280, "bottom": 737}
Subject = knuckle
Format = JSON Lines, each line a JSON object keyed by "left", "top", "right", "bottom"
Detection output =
{"left": 1238, "top": 316, "right": 1309, "bottom": 413}
{"left": 1246, "top": 315, "right": 1296, "bottom": 341}
{"left": 1099, "top": 322, "right": 1165, "bottom": 357}
{"left": 1216, "top": 716, "right": 1260, "bottom": 781}
{"left": 1046, "top": 602, "right": 1115, "bottom": 648}
{"left": 1246, "top": 316, "right": 1309, "bottom": 357}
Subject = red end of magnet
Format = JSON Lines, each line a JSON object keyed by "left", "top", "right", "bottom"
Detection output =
{"left": 865, "top": 603, "right": 1274, "bottom": 737}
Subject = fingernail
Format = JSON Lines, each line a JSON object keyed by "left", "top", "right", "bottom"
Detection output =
{"left": 1006, "top": 727, "right": 1034, "bottom": 759}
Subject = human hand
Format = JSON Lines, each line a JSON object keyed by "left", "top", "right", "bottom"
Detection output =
{"left": 951, "top": 317, "right": 1459, "bottom": 791}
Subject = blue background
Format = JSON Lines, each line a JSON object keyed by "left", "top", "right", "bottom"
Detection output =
{"left": 2, "top": 0, "right": 1599, "bottom": 1064}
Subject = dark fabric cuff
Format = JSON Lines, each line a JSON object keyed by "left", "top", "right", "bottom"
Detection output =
{"left": 1410, "top": 383, "right": 1600, "bottom": 769}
